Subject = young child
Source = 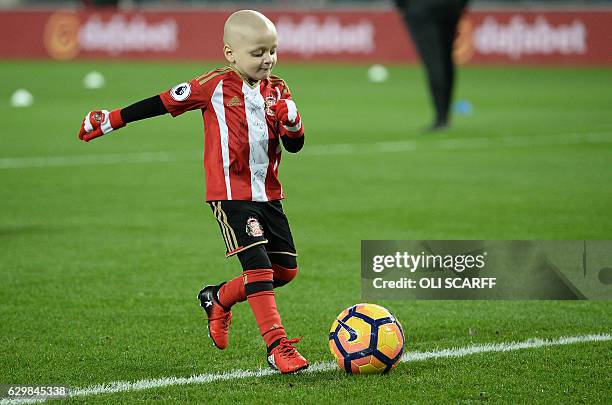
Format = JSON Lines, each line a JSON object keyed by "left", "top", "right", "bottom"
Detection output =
{"left": 77, "top": 10, "right": 308, "bottom": 374}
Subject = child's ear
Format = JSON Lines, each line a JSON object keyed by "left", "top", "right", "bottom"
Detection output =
{"left": 223, "top": 45, "right": 235, "bottom": 63}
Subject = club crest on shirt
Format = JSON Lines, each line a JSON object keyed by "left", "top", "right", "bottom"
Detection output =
{"left": 245, "top": 217, "right": 264, "bottom": 237}
{"left": 170, "top": 82, "right": 191, "bottom": 101}
{"left": 265, "top": 95, "right": 277, "bottom": 116}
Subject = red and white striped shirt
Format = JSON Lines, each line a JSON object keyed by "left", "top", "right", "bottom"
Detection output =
{"left": 160, "top": 67, "right": 295, "bottom": 202}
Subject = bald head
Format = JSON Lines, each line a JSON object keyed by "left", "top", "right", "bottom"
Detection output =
{"left": 222, "top": 10, "right": 279, "bottom": 84}
{"left": 223, "top": 10, "right": 277, "bottom": 48}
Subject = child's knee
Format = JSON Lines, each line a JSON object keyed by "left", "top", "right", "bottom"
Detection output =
{"left": 238, "top": 248, "right": 298, "bottom": 288}
{"left": 272, "top": 259, "right": 298, "bottom": 288}
{"left": 239, "top": 246, "right": 275, "bottom": 296}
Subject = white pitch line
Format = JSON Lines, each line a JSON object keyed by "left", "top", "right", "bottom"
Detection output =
{"left": 306, "top": 131, "right": 612, "bottom": 155}
{"left": 0, "top": 132, "right": 610, "bottom": 170}
{"left": 1, "top": 333, "right": 610, "bottom": 405}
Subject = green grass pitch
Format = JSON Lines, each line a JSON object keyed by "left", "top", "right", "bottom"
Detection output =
{"left": 1, "top": 60, "right": 611, "bottom": 403}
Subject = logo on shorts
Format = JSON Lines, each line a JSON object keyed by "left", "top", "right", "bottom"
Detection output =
{"left": 246, "top": 217, "right": 264, "bottom": 237}
{"left": 170, "top": 82, "right": 191, "bottom": 101}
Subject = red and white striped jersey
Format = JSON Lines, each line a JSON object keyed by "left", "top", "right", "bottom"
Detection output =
{"left": 159, "top": 66, "right": 295, "bottom": 202}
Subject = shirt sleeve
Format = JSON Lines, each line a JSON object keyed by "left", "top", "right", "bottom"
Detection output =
{"left": 159, "top": 79, "right": 210, "bottom": 117}
{"left": 278, "top": 80, "right": 293, "bottom": 100}
{"left": 269, "top": 75, "right": 293, "bottom": 101}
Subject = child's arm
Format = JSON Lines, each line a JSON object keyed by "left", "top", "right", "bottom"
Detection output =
{"left": 271, "top": 99, "right": 305, "bottom": 153}
{"left": 281, "top": 135, "right": 304, "bottom": 153}
{"left": 78, "top": 78, "right": 210, "bottom": 142}
{"left": 78, "top": 95, "right": 168, "bottom": 142}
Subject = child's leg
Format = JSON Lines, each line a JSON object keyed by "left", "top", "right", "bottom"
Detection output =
{"left": 217, "top": 253, "right": 298, "bottom": 309}
{"left": 259, "top": 200, "right": 299, "bottom": 289}
{"left": 204, "top": 245, "right": 287, "bottom": 350}
{"left": 234, "top": 245, "right": 286, "bottom": 348}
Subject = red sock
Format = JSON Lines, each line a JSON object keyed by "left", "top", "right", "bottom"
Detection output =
{"left": 244, "top": 269, "right": 286, "bottom": 347}
{"left": 217, "top": 275, "right": 246, "bottom": 309}
{"left": 218, "top": 264, "right": 298, "bottom": 309}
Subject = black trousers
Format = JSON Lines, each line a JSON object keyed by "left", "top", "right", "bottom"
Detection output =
{"left": 400, "top": 2, "right": 466, "bottom": 124}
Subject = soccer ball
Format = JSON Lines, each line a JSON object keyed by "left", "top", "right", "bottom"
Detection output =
{"left": 329, "top": 303, "right": 404, "bottom": 374}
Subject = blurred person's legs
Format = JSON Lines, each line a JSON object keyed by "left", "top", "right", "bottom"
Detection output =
{"left": 398, "top": 0, "right": 468, "bottom": 131}
{"left": 406, "top": 17, "right": 447, "bottom": 129}
{"left": 439, "top": 15, "right": 460, "bottom": 127}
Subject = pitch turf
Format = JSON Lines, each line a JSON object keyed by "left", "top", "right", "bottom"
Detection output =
{"left": 1, "top": 60, "right": 611, "bottom": 403}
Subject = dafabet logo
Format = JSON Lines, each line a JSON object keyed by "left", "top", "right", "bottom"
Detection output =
{"left": 43, "top": 12, "right": 178, "bottom": 60}
{"left": 44, "top": 12, "right": 80, "bottom": 60}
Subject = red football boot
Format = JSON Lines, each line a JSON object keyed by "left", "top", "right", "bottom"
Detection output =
{"left": 267, "top": 337, "right": 309, "bottom": 374}
{"left": 198, "top": 285, "right": 232, "bottom": 350}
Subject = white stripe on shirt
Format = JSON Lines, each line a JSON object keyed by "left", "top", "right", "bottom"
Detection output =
{"left": 242, "top": 83, "right": 270, "bottom": 202}
{"left": 211, "top": 80, "right": 232, "bottom": 200}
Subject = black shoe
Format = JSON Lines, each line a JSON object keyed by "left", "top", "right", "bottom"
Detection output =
{"left": 197, "top": 284, "right": 231, "bottom": 350}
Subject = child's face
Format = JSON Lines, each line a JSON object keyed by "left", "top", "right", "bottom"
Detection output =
{"left": 225, "top": 29, "right": 278, "bottom": 83}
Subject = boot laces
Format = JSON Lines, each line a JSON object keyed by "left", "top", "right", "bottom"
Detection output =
{"left": 277, "top": 337, "right": 303, "bottom": 358}
{"left": 208, "top": 309, "right": 232, "bottom": 331}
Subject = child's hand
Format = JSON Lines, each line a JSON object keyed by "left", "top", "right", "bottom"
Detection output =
{"left": 78, "top": 109, "right": 125, "bottom": 142}
{"left": 271, "top": 99, "right": 303, "bottom": 138}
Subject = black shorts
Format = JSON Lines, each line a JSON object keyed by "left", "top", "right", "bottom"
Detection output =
{"left": 209, "top": 200, "right": 298, "bottom": 258}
